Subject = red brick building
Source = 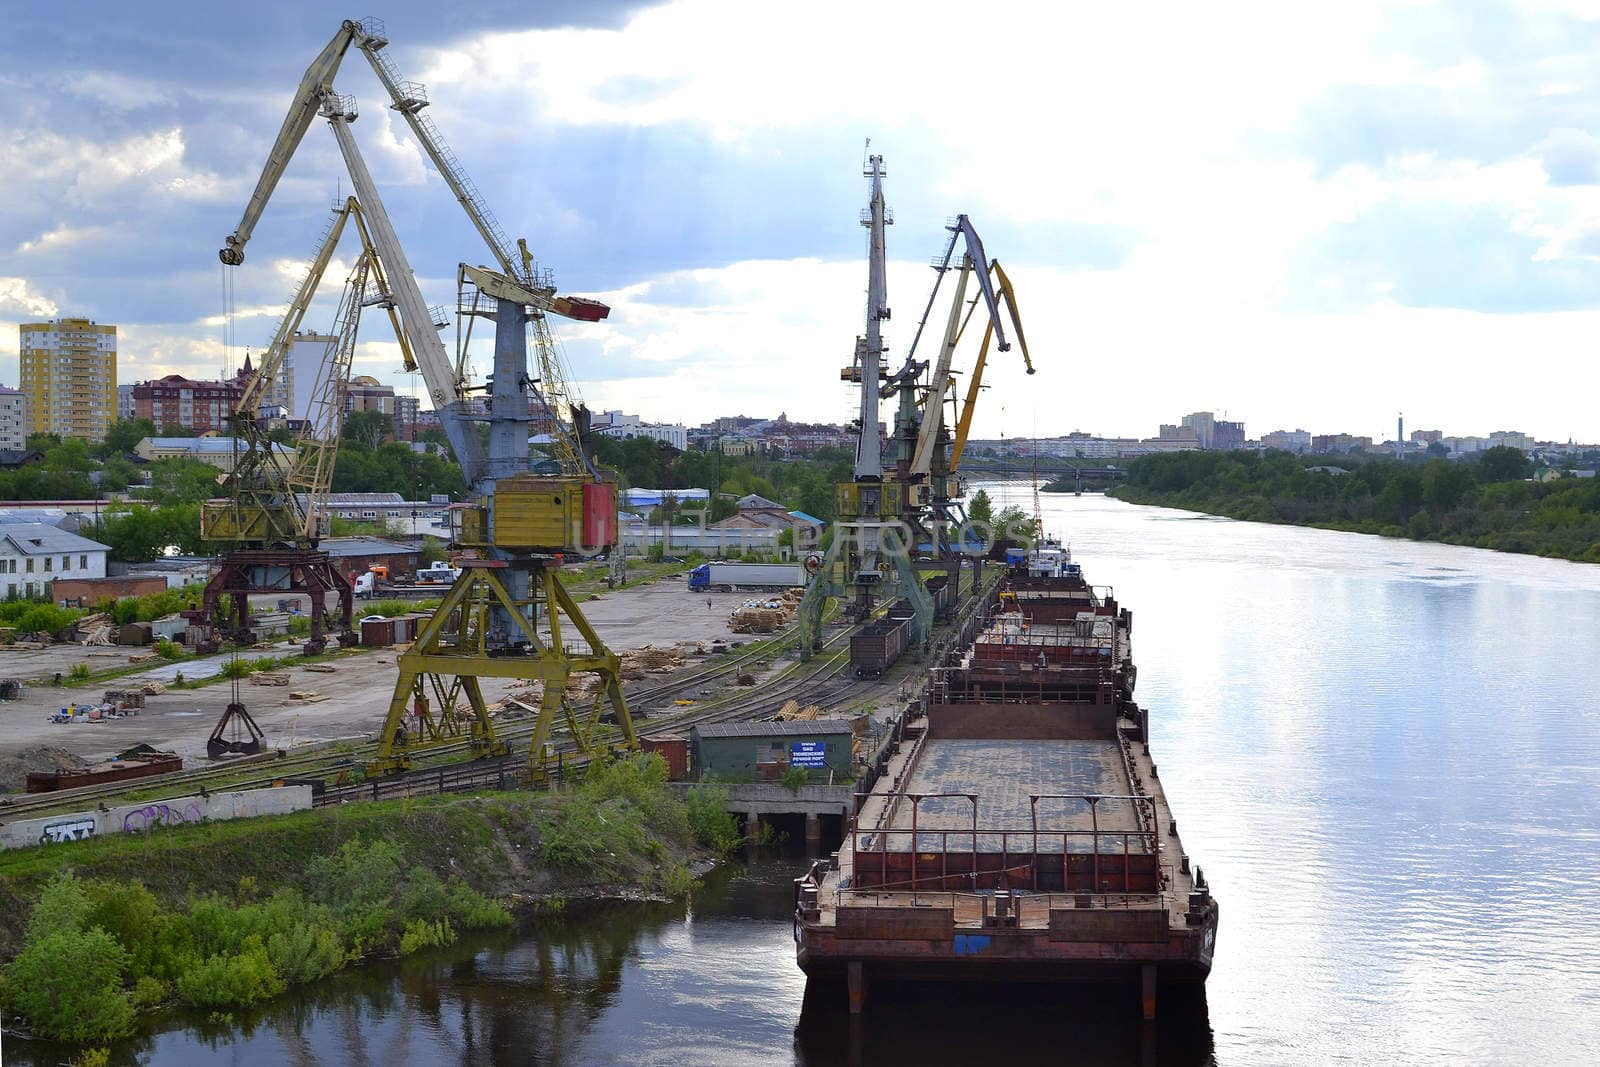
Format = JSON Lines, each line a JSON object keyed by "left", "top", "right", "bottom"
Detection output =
{"left": 132, "top": 357, "right": 253, "bottom": 434}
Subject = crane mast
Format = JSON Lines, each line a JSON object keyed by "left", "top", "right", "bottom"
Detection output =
{"left": 854, "top": 154, "right": 891, "bottom": 481}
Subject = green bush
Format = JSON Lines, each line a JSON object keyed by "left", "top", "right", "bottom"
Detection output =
{"left": 85, "top": 880, "right": 165, "bottom": 977}
{"left": 131, "top": 975, "right": 169, "bottom": 1011}
{"left": 2, "top": 875, "right": 136, "bottom": 1043}
{"left": 781, "top": 766, "right": 810, "bottom": 795}
{"left": 9, "top": 603, "right": 81, "bottom": 635}
{"left": 153, "top": 637, "right": 184, "bottom": 660}
{"left": 266, "top": 920, "right": 346, "bottom": 984}
{"left": 398, "top": 917, "right": 456, "bottom": 954}
{"left": 685, "top": 785, "right": 741, "bottom": 851}
{"left": 219, "top": 658, "right": 252, "bottom": 680}
{"left": 307, "top": 840, "right": 404, "bottom": 918}
{"left": 68, "top": 662, "right": 93, "bottom": 682}
{"left": 174, "top": 936, "right": 284, "bottom": 1008}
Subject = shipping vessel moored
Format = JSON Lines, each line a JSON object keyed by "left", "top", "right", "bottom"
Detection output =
{"left": 795, "top": 545, "right": 1218, "bottom": 1018}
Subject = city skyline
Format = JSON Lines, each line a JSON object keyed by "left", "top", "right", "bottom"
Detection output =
{"left": 5, "top": 3, "right": 1600, "bottom": 444}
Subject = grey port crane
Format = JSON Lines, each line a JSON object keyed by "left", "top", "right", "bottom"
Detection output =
{"left": 220, "top": 17, "right": 636, "bottom": 777}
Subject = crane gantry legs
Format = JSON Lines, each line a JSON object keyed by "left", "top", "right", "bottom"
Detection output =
{"left": 367, "top": 562, "right": 635, "bottom": 777}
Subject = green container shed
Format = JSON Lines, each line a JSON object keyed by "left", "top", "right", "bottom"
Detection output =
{"left": 690, "top": 720, "right": 854, "bottom": 781}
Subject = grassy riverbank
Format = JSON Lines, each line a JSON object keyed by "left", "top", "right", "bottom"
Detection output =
{"left": 1107, "top": 447, "right": 1600, "bottom": 563}
{"left": 0, "top": 756, "right": 740, "bottom": 1048}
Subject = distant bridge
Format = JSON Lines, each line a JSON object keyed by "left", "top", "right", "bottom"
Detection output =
{"left": 960, "top": 459, "right": 1127, "bottom": 485}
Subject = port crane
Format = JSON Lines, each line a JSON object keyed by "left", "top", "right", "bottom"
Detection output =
{"left": 798, "top": 153, "right": 934, "bottom": 656}
{"left": 798, "top": 188, "right": 1036, "bottom": 657}
{"left": 221, "top": 18, "right": 634, "bottom": 775}
{"left": 200, "top": 196, "right": 407, "bottom": 656}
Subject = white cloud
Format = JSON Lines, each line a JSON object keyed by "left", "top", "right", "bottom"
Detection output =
{"left": 560, "top": 255, "right": 1600, "bottom": 444}
{"left": 58, "top": 70, "right": 174, "bottom": 111}
{"left": 0, "top": 277, "right": 60, "bottom": 319}
{"left": 14, "top": 223, "right": 109, "bottom": 255}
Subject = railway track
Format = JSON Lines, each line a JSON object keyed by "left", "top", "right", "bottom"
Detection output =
{"left": 0, "top": 618, "right": 855, "bottom": 820}
{"left": 0, "top": 576, "right": 999, "bottom": 819}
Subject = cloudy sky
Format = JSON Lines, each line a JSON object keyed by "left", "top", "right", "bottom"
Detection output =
{"left": 5, "top": 0, "right": 1600, "bottom": 443}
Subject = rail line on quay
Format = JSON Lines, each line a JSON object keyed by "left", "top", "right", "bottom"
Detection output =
{"left": 0, "top": 618, "right": 856, "bottom": 819}
{"left": 0, "top": 573, "right": 1000, "bottom": 820}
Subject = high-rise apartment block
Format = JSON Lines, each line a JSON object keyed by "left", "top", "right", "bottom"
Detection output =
{"left": 0, "top": 386, "right": 26, "bottom": 450}
{"left": 18, "top": 317, "right": 117, "bottom": 441}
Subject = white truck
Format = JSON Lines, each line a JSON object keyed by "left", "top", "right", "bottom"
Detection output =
{"left": 688, "top": 561, "right": 807, "bottom": 592}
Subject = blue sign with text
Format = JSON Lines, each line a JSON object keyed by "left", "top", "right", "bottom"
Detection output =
{"left": 790, "top": 741, "right": 827, "bottom": 769}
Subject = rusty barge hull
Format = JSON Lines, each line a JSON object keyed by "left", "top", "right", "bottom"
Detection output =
{"left": 795, "top": 574, "right": 1218, "bottom": 1016}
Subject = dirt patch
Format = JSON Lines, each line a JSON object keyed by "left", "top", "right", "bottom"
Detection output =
{"left": 0, "top": 746, "right": 87, "bottom": 794}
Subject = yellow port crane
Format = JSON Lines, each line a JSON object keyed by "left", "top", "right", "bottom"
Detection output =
{"left": 199, "top": 196, "right": 409, "bottom": 654}
{"left": 218, "top": 17, "right": 634, "bottom": 776}
{"left": 947, "top": 260, "right": 1034, "bottom": 473}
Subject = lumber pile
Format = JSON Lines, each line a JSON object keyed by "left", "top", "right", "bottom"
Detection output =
{"left": 249, "top": 672, "right": 291, "bottom": 686}
{"left": 76, "top": 614, "right": 115, "bottom": 646}
{"left": 775, "top": 699, "right": 823, "bottom": 722}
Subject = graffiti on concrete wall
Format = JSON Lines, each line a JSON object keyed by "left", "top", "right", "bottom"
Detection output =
{"left": 39, "top": 817, "right": 98, "bottom": 845}
{"left": 122, "top": 801, "right": 204, "bottom": 833}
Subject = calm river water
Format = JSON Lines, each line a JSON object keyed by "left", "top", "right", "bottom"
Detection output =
{"left": 14, "top": 493, "right": 1600, "bottom": 1065}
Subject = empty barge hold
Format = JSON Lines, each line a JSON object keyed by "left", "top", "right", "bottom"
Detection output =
{"left": 795, "top": 560, "right": 1217, "bottom": 1018}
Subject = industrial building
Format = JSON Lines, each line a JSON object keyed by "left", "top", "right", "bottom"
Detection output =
{"left": 690, "top": 720, "right": 855, "bottom": 781}
{"left": 134, "top": 436, "right": 294, "bottom": 472}
{"left": 320, "top": 535, "right": 420, "bottom": 582}
{"left": 18, "top": 317, "right": 117, "bottom": 442}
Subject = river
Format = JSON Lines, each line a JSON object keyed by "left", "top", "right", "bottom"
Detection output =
{"left": 12, "top": 493, "right": 1600, "bottom": 1065}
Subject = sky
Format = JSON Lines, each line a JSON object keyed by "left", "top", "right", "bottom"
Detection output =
{"left": 4, "top": 0, "right": 1600, "bottom": 444}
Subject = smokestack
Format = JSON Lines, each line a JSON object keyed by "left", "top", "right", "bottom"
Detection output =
{"left": 1397, "top": 413, "right": 1404, "bottom": 461}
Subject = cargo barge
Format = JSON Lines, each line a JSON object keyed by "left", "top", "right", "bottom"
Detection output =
{"left": 26, "top": 745, "right": 184, "bottom": 794}
{"left": 795, "top": 548, "right": 1218, "bottom": 1018}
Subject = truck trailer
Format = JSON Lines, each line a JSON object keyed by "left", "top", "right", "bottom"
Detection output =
{"left": 688, "top": 561, "right": 806, "bottom": 592}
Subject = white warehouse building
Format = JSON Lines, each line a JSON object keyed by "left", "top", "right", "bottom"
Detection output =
{"left": 0, "top": 523, "right": 110, "bottom": 600}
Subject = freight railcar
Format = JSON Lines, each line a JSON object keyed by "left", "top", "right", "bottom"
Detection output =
{"left": 850, "top": 611, "right": 912, "bottom": 678}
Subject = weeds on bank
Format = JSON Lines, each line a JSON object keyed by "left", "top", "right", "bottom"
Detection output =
{"left": 0, "top": 841, "right": 511, "bottom": 1044}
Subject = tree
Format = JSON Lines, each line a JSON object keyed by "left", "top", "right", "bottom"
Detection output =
{"left": 968, "top": 488, "right": 994, "bottom": 525}
{"left": 159, "top": 423, "right": 197, "bottom": 438}
{"left": 1477, "top": 446, "right": 1532, "bottom": 484}
{"left": 1426, "top": 441, "right": 1449, "bottom": 458}
{"left": 341, "top": 410, "right": 392, "bottom": 450}
{"left": 98, "top": 456, "right": 143, "bottom": 494}
{"left": 995, "top": 504, "right": 1032, "bottom": 542}
{"left": 1421, "top": 459, "right": 1476, "bottom": 513}
{"left": 146, "top": 458, "right": 225, "bottom": 504}
{"left": 100, "top": 417, "right": 158, "bottom": 457}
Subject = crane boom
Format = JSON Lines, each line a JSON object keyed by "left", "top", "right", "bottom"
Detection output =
{"left": 220, "top": 24, "right": 359, "bottom": 265}
{"left": 907, "top": 216, "right": 1010, "bottom": 477}
{"left": 949, "top": 260, "right": 1034, "bottom": 470}
{"left": 206, "top": 196, "right": 409, "bottom": 545}
{"left": 349, "top": 20, "right": 525, "bottom": 285}
{"left": 323, "top": 99, "right": 486, "bottom": 483}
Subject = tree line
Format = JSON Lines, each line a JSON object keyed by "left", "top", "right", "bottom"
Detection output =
{"left": 1111, "top": 447, "right": 1600, "bottom": 562}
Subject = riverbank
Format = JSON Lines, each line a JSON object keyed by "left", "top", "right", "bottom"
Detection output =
{"left": 0, "top": 756, "right": 739, "bottom": 1050}
{"left": 1104, "top": 447, "right": 1600, "bottom": 563}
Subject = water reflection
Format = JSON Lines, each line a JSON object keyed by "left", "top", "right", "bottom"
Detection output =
{"left": 793, "top": 980, "right": 1213, "bottom": 1066}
